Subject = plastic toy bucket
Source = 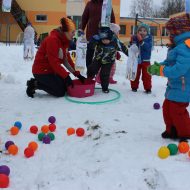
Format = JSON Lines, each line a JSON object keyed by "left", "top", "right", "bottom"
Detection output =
{"left": 67, "top": 79, "right": 95, "bottom": 98}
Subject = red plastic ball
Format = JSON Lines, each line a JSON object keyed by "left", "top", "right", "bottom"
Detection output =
{"left": 76, "top": 128, "right": 85, "bottom": 137}
{"left": 24, "top": 147, "right": 34, "bottom": 158}
{"left": 30, "top": 125, "right": 38, "bottom": 134}
{"left": 0, "top": 174, "right": 9, "bottom": 188}
{"left": 49, "top": 124, "right": 56, "bottom": 132}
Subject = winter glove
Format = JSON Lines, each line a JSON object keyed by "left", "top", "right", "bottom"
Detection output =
{"left": 65, "top": 75, "right": 74, "bottom": 88}
{"left": 147, "top": 62, "right": 162, "bottom": 76}
{"left": 116, "top": 52, "right": 121, "bottom": 60}
{"left": 73, "top": 71, "right": 80, "bottom": 77}
{"left": 136, "top": 34, "right": 143, "bottom": 43}
{"left": 77, "top": 74, "right": 86, "bottom": 84}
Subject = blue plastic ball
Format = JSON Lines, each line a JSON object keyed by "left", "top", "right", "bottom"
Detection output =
{"left": 14, "top": 121, "right": 22, "bottom": 129}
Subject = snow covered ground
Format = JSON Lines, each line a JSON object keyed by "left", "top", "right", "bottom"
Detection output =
{"left": 0, "top": 44, "right": 189, "bottom": 190}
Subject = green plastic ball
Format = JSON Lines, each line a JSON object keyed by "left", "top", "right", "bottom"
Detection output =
{"left": 167, "top": 144, "right": 178, "bottom": 155}
{"left": 48, "top": 133, "right": 55, "bottom": 141}
{"left": 38, "top": 132, "right": 45, "bottom": 141}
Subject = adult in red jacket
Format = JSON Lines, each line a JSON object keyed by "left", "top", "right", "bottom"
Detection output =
{"left": 26, "top": 17, "right": 86, "bottom": 98}
{"left": 81, "top": 0, "right": 115, "bottom": 68}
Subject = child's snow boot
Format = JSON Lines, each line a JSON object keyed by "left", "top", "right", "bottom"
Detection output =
{"left": 132, "top": 88, "right": 137, "bottom": 92}
{"left": 102, "top": 88, "right": 110, "bottom": 93}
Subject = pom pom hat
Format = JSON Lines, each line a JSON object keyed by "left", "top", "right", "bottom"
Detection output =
{"left": 166, "top": 13, "right": 190, "bottom": 43}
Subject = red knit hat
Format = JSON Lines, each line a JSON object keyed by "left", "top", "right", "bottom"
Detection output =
{"left": 166, "top": 13, "right": 190, "bottom": 43}
{"left": 60, "top": 17, "right": 76, "bottom": 32}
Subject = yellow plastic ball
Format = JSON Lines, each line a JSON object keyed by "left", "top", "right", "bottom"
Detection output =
{"left": 158, "top": 146, "right": 170, "bottom": 159}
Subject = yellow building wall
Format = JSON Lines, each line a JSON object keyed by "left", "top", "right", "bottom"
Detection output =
{"left": 0, "top": 0, "right": 67, "bottom": 42}
{"left": 1, "top": 0, "right": 120, "bottom": 42}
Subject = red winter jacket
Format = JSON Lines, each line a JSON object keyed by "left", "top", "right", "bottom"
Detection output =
{"left": 81, "top": 0, "right": 115, "bottom": 41}
{"left": 32, "top": 29, "right": 75, "bottom": 79}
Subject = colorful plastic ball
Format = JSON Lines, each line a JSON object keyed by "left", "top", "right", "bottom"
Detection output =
{"left": 167, "top": 144, "right": 178, "bottom": 155}
{"left": 28, "top": 142, "right": 38, "bottom": 152}
{"left": 42, "top": 135, "right": 51, "bottom": 144}
{"left": 30, "top": 125, "right": 38, "bottom": 134}
{"left": 153, "top": 103, "right": 160, "bottom": 110}
{"left": 38, "top": 132, "right": 45, "bottom": 141}
{"left": 48, "top": 116, "right": 56, "bottom": 124}
{"left": 67, "top": 128, "right": 75, "bottom": 136}
{"left": 14, "top": 121, "right": 22, "bottom": 129}
{"left": 158, "top": 146, "right": 170, "bottom": 159}
{"left": 0, "top": 174, "right": 9, "bottom": 188}
{"left": 49, "top": 124, "right": 56, "bottom": 132}
{"left": 76, "top": 128, "right": 85, "bottom": 137}
{"left": 10, "top": 126, "right": 19, "bottom": 135}
{"left": 24, "top": 147, "right": 34, "bottom": 158}
{"left": 178, "top": 142, "right": 189, "bottom": 154}
{"left": 8, "top": 144, "right": 18, "bottom": 155}
{"left": 0, "top": 165, "right": 10, "bottom": 176}
{"left": 5, "top": 141, "right": 14, "bottom": 150}
{"left": 47, "top": 133, "right": 55, "bottom": 141}
{"left": 41, "top": 125, "right": 49, "bottom": 134}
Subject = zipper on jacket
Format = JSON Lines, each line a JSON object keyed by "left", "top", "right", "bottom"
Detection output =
{"left": 181, "top": 77, "right": 185, "bottom": 91}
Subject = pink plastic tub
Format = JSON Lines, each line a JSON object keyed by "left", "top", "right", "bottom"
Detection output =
{"left": 67, "top": 79, "right": 95, "bottom": 98}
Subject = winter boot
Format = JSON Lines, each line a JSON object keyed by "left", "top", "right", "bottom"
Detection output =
{"left": 26, "top": 78, "right": 37, "bottom": 98}
{"left": 132, "top": 89, "right": 137, "bottom": 92}
{"left": 102, "top": 89, "right": 110, "bottom": 93}
{"left": 145, "top": 89, "right": 152, "bottom": 94}
{"left": 109, "top": 78, "right": 117, "bottom": 84}
{"left": 161, "top": 127, "right": 178, "bottom": 139}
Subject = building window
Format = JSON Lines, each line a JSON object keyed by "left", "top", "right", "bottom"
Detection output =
{"left": 162, "top": 27, "right": 168, "bottom": 36}
{"left": 150, "top": 26, "right": 158, "bottom": 36}
{"left": 35, "top": 15, "right": 47, "bottom": 22}
{"left": 119, "top": 25, "right": 126, "bottom": 35}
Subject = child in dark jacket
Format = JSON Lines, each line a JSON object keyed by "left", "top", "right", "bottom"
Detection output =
{"left": 87, "top": 26, "right": 128, "bottom": 93}
{"left": 148, "top": 13, "right": 190, "bottom": 139}
{"left": 130, "top": 23, "right": 153, "bottom": 93}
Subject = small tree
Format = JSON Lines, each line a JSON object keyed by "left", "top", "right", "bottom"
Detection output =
{"left": 160, "top": 0, "right": 185, "bottom": 18}
{"left": 130, "top": 0, "right": 153, "bottom": 17}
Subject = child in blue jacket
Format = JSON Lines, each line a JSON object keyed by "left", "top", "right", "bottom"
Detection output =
{"left": 130, "top": 23, "right": 153, "bottom": 93}
{"left": 148, "top": 13, "right": 190, "bottom": 139}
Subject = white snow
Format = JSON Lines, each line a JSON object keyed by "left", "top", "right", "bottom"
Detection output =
{"left": 0, "top": 44, "right": 189, "bottom": 190}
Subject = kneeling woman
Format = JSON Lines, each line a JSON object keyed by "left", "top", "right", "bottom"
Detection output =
{"left": 26, "top": 17, "right": 85, "bottom": 98}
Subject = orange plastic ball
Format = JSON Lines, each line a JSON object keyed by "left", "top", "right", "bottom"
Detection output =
{"left": 0, "top": 174, "right": 9, "bottom": 188}
{"left": 67, "top": 128, "right": 75, "bottom": 136}
{"left": 41, "top": 125, "right": 49, "bottom": 134}
{"left": 188, "top": 151, "right": 190, "bottom": 158}
{"left": 28, "top": 141, "right": 38, "bottom": 152}
{"left": 10, "top": 126, "right": 19, "bottom": 135}
{"left": 8, "top": 144, "right": 18, "bottom": 155}
{"left": 178, "top": 142, "right": 189, "bottom": 154}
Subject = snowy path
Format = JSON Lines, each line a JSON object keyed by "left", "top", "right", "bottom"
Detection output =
{"left": 0, "top": 45, "right": 189, "bottom": 190}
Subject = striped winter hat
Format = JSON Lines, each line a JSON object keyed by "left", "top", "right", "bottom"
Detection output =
{"left": 166, "top": 13, "right": 190, "bottom": 42}
{"left": 60, "top": 17, "right": 76, "bottom": 32}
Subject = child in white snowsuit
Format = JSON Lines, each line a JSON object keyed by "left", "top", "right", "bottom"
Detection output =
{"left": 23, "top": 23, "right": 35, "bottom": 60}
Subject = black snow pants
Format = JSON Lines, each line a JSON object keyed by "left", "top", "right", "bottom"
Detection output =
{"left": 86, "top": 43, "right": 95, "bottom": 69}
{"left": 87, "top": 61, "right": 113, "bottom": 90}
{"left": 34, "top": 74, "right": 67, "bottom": 97}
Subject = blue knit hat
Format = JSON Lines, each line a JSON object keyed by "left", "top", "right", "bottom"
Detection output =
{"left": 137, "top": 23, "right": 150, "bottom": 34}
